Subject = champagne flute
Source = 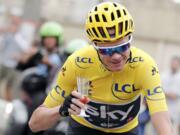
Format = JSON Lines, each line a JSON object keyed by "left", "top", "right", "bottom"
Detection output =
{"left": 77, "top": 77, "right": 89, "bottom": 117}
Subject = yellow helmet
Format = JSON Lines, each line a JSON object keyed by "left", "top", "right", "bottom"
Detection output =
{"left": 85, "top": 2, "right": 134, "bottom": 43}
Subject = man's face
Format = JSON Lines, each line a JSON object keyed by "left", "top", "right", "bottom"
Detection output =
{"left": 43, "top": 37, "right": 57, "bottom": 51}
{"left": 171, "top": 57, "right": 180, "bottom": 73}
{"left": 95, "top": 35, "right": 131, "bottom": 72}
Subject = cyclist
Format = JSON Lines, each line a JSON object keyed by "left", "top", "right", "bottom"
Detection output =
{"left": 29, "top": 2, "right": 174, "bottom": 135}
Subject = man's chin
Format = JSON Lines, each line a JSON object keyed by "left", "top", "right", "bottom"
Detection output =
{"left": 107, "top": 65, "right": 123, "bottom": 72}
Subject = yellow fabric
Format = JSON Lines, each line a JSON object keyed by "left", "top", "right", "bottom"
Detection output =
{"left": 44, "top": 46, "right": 168, "bottom": 133}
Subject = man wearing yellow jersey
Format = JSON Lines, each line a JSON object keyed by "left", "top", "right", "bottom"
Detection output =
{"left": 29, "top": 2, "right": 174, "bottom": 135}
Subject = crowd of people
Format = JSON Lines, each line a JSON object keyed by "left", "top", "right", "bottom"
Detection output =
{"left": 0, "top": 1, "right": 180, "bottom": 135}
{"left": 0, "top": 11, "right": 88, "bottom": 135}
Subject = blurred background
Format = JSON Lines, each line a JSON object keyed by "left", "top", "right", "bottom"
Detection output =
{"left": 0, "top": 0, "right": 180, "bottom": 135}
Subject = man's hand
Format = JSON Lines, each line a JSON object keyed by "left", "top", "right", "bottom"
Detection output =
{"left": 59, "top": 91, "right": 89, "bottom": 117}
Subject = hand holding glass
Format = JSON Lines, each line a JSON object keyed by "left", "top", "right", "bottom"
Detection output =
{"left": 77, "top": 77, "right": 89, "bottom": 117}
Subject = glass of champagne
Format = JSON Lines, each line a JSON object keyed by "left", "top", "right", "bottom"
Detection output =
{"left": 77, "top": 77, "right": 89, "bottom": 117}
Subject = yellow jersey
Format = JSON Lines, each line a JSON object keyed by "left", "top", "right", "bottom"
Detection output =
{"left": 44, "top": 46, "right": 167, "bottom": 133}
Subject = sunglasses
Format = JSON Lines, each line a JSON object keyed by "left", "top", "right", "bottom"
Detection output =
{"left": 93, "top": 35, "right": 132, "bottom": 56}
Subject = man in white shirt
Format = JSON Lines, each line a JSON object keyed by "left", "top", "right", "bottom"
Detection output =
{"left": 161, "top": 56, "right": 180, "bottom": 135}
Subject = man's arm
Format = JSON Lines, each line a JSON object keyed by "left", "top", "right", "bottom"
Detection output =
{"left": 165, "top": 92, "right": 179, "bottom": 100}
{"left": 151, "top": 111, "right": 175, "bottom": 135}
{"left": 28, "top": 105, "right": 60, "bottom": 132}
{"left": 29, "top": 91, "right": 86, "bottom": 132}
{"left": 139, "top": 59, "right": 175, "bottom": 135}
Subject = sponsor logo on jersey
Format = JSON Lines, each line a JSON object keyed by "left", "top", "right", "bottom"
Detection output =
{"left": 112, "top": 83, "right": 140, "bottom": 100}
{"left": 76, "top": 57, "right": 93, "bottom": 63}
{"left": 145, "top": 86, "right": 165, "bottom": 101}
{"left": 152, "top": 66, "right": 159, "bottom": 76}
{"left": 54, "top": 85, "right": 66, "bottom": 98}
{"left": 88, "top": 81, "right": 94, "bottom": 96}
{"left": 61, "top": 66, "right": 66, "bottom": 76}
{"left": 75, "top": 57, "right": 93, "bottom": 69}
{"left": 127, "top": 57, "right": 144, "bottom": 63}
{"left": 84, "top": 95, "right": 141, "bottom": 129}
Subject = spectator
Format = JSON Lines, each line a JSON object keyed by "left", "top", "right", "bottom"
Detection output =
{"left": 0, "top": 21, "right": 26, "bottom": 101}
{"left": 4, "top": 69, "right": 47, "bottom": 135}
{"left": 161, "top": 56, "right": 180, "bottom": 135}
{"left": 16, "top": 21, "right": 64, "bottom": 89}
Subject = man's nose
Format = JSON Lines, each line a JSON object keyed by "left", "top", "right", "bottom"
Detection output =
{"left": 110, "top": 52, "right": 123, "bottom": 59}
